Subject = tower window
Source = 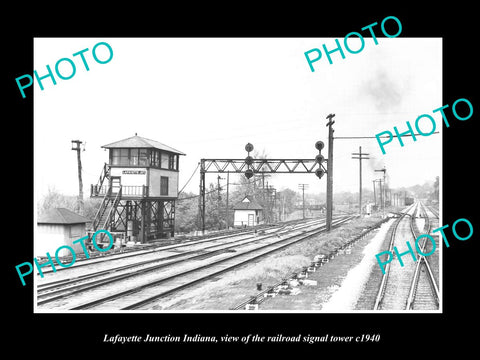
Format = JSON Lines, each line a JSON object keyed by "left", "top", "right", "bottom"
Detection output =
{"left": 161, "top": 153, "right": 169, "bottom": 169}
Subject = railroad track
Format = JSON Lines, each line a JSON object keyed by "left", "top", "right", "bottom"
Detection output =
{"left": 37, "top": 218, "right": 323, "bottom": 303}
{"left": 425, "top": 204, "right": 439, "bottom": 219}
{"left": 37, "top": 215, "right": 353, "bottom": 310}
{"left": 373, "top": 202, "right": 440, "bottom": 310}
{"left": 230, "top": 216, "right": 389, "bottom": 310}
{"left": 36, "top": 219, "right": 312, "bottom": 276}
{"left": 406, "top": 202, "right": 440, "bottom": 310}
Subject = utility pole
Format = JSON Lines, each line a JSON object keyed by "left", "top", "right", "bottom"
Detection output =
{"left": 217, "top": 175, "right": 224, "bottom": 230}
{"left": 380, "top": 180, "right": 384, "bottom": 211}
{"left": 71, "top": 140, "right": 84, "bottom": 215}
{"left": 375, "top": 167, "right": 386, "bottom": 217}
{"left": 225, "top": 172, "right": 230, "bottom": 230}
{"left": 265, "top": 182, "right": 276, "bottom": 224}
{"left": 373, "top": 179, "right": 382, "bottom": 212}
{"left": 326, "top": 113, "right": 335, "bottom": 231}
{"left": 270, "top": 185, "right": 277, "bottom": 222}
{"left": 298, "top": 184, "right": 309, "bottom": 219}
{"left": 198, "top": 160, "right": 206, "bottom": 234}
{"left": 351, "top": 146, "right": 370, "bottom": 216}
{"left": 373, "top": 180, "right": 377, "bottom": 207}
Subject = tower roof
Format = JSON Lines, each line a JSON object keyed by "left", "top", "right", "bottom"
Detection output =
{"left": 101, "top": 135, "right": 186, "bottom": 155}
{"left": 38, "top": 208, "right": 90, "bottom": 225}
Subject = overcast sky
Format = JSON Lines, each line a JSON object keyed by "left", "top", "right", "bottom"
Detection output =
{"left": 34, "top": 37, "right": 442, "bottom": 202}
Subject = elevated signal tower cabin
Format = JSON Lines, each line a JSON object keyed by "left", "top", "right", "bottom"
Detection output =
{"left": 90, "top": 134, "right": 185, "bottom": 243}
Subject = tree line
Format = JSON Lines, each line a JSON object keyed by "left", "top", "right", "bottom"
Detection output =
{"left": 36, "top": 177, "right": 301, "bottom": 235}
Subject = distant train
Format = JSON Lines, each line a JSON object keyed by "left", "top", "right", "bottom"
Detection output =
{"left": 405, "top": 197, "right": 414, "bottom": 206}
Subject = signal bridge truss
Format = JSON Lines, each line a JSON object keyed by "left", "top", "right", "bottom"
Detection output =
{"left": 201, "top": 158, "right": 325, "bottom": 174}
{"left": 197, "top": 157, "right": 328, "bottom": 232}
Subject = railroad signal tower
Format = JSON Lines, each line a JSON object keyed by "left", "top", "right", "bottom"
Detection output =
{"left": 90, "top": 134, "right": 185, "bottom": 243}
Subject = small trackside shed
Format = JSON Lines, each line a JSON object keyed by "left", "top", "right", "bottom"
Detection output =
{"left": 233, "top": 196, "right": 263, "bottom": 227}
{"left": 36, "top": 208, "right": 91, "bottom": 257}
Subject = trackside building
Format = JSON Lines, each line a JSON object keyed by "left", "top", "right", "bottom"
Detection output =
{"left": 233, "top": 196, "right": 263, "bottom": 227}
{"left": 36, "top": 208, "right": 90, "bottom": 257}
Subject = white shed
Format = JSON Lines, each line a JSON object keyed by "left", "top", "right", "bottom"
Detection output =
{"left": 233, "top": 196, "right": 263, "bottom": 227}
{"left": 36, "top": 208, "right": 90, "bottom": 257}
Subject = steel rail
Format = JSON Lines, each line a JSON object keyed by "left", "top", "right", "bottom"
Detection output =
{"left": 69, "top": 216, "right": 355, "bottom": 310}
{"left": 36, "top": 223, "right": 277, "bottom": 274}
{"left": 121, "top": 216, "right": 355, "bottom": 311}
{"left": 37, "top": 217, "right": 316, "bottom": 275}
{"left": 406, "top": 202, "right": 439, "bottom": 310}
{"left": 231, "top": 216, "right": 389, "bottom": 310}
{"left": 37, "top": 218, "right": 329, "bottom": 304}
{"left": 373, "top": 203, "right": 417, "bottom": 310}
{"left": 426, "top": 205, "right": 439, "bottom": 219}
{"left": 37, "top": 225, "right": 287, "bottom": 289}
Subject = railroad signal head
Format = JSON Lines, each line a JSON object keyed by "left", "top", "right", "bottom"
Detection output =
{"left": 245, "top": 143, "right": 254, "bottom": 153}
{"left": 314, "top": 140, "right": 326, "bottom": 179}
{"left": 315, "top": 154, "right": 325, "bottom": 164}
{"left": 245, "top": 143, "right": 254, "bottom": 179}
{"left": 315, "top": 141, "right": 324, "bottom": 151}
{"left": 315, "top": 168, "right": 325, "bottom": 179}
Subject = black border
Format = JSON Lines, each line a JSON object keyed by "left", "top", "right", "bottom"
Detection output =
{"left": 6, "top": 5, "right": 478, "bottom": 354}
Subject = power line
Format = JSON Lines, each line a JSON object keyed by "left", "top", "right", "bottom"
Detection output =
{"left": 178, "top": 162, "right": 200, "bottom": 196}
{"left": 334, "top": 131, "right": 439, "bottom": 139}
{"left": 178, "top": 187, "right": 218, "bottom": 202}
{"left": 179, "top": 174, "right": 265, "bottom": 202}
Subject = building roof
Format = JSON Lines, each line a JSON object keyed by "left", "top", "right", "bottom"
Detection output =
{"left": 38, "top": 208, "right": 91, "bottom": 225}
{"left": 101, "top": 134, "right": 186, "bottom": 155}
{"left": 233, "top": 196, "right": 263, "bottom": 210}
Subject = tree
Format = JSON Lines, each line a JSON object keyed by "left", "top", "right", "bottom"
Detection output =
{"left": 432, "top": 176, "right": 439, "bottom": 201}
{"left": 175, "top": 181, "right": 228, "bottom": 233}
{"left": 175, "top": 191, "right": 199, "bottom": 233}
{"left": 37, "top": 186, "right": 100, "bottom": 220}
{"left": 277, "top": 188, "right": 298, "bottom": 220}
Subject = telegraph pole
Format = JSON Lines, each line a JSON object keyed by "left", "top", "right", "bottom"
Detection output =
{"left": 326, "top": 114, "right": 335, "bottom": 231}
{"left": 375, "top": 167, "right": 386, "bottom": 217}
{"left": 217, "top": 175, "right": 224, "bottom": 230}
{"left": 373, "top": 179, "right": 382, "bottom": 212}
{"left": 198, "top": 160, "right": 206, "bottom": 234}
{"left": 71, "top": 140, "right": 84, "bottom": 215}
{"left": 298, "top": 183, "right": 309, "bottom": 219}
{"left": 225, "top": 172, "right": 230, "bottom": 230}
{"left": 351, "top": 146, "right": 370, "bottom": 216}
